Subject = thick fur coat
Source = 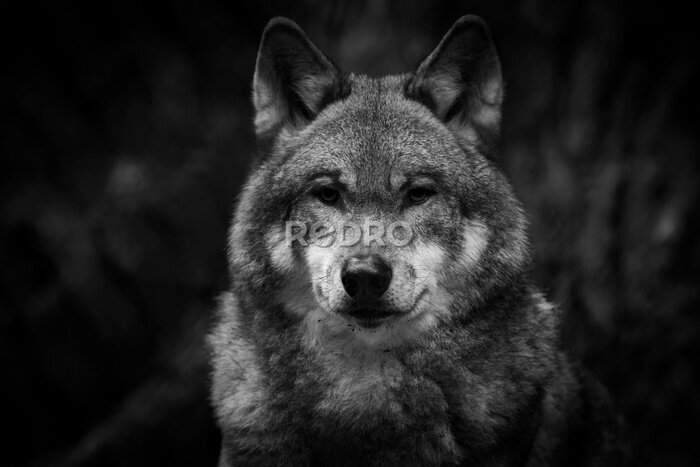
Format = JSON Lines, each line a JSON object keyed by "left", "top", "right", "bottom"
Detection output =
{"left": 209, "top": 16, "right": 626, "bottom": 466}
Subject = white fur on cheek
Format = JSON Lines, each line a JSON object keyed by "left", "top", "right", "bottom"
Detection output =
{"left": 461, "top": 219, "right": 489, "bottom": 266}
{"left": 408, "top": 241, "right": 451, "bottom": 327}
{"left": 266, "top": 226, "right": 319, "bottom": 317}
{"left": 304, "top": 243, "right": 336, "bottom": 304}
{"left": 266, "top": 226, "right": 295, "bottom": 273}
{"left": 411, "top": 241, "right": 446, "bottom": 290}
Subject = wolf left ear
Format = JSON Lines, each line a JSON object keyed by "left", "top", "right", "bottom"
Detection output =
{"left": 407, "top": 15, "right": 503, "bottom": 148}
{"left": 252, "top": 17, "right": 348, "bottom": 140}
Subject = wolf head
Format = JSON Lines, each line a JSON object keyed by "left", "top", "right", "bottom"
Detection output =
{"left": 229, "top": 16, "right": 530, "bottom": 349}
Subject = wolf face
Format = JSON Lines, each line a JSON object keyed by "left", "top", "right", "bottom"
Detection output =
{"left": 212, "top": 16, "right": 626, "bottom": 466}
{"left": 228, "top": 16, "right": 529, "bottom": 350}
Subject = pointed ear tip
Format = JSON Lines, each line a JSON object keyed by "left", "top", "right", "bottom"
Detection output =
{"left": 454, "top": 15, "right": 488, "bottom": 28}
{"left": 451, "top": 15, "right": 493, "bottom": 38}
{"left": 261, "top": 17, "right": 305, "bottom": 40}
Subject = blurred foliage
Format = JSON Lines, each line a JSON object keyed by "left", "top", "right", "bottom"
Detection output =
{"left": 1, "top": 0, "right": 698, "bottom": 465}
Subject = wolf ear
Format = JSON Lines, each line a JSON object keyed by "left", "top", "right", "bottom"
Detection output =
{"left": 252, "top": 17, "right": 348, "bottom": 139}
{"left": 407, "top": 15, "right": 503, "bottom": 148}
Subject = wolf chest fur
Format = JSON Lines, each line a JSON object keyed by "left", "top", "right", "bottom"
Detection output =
{"left": 209, "top": 15, "right": 626, "bottom": 466}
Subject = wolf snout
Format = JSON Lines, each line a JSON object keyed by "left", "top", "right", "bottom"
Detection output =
{"left": 341, "top": 254, "right": 392, "bottom": 300}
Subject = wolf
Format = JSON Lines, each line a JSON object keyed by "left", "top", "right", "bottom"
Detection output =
{"left": 209, "top": 15, "right": 627, "bottom": 466}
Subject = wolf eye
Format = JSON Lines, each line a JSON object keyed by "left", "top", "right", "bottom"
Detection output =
{"left": 406, "top": 187, "right": 434, "bottom": 205}
{"left": 316, "top": 187, "right": 340, "bottom": 205}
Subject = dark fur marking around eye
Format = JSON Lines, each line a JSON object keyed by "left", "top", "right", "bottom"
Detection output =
{"left": 406, "top": 187, "right": 435, "bottom": 205}
{"left": 315, "top": 187, "right": 340, "bottom": 205}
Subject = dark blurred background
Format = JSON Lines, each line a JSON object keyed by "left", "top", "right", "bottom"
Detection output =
{"left": 2, "top": 0, "right": 698, "bottom": 465}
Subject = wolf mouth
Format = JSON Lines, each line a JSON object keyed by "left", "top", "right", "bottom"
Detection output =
{"left": 336, "top": 287, "right": 430, "bottom": 329}
{"left": 342, "top": 307, "right": 399, "bottom": 328}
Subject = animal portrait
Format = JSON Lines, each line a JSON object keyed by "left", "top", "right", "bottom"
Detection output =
{"left": 209, "top": 16, "right": 626, "bottom": 465}
{"left": 4, "top": 2, "right": 697, "bottom": 466}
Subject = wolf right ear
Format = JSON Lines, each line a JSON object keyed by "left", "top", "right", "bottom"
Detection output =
{"left": 406, "top": 15, "right": 503, "bottom": 149}
{"left": 252, "top": 18, "right": 348, "bottom": 140}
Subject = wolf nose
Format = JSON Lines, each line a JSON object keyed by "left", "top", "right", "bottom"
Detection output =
{"left": 341, "top": 254, "right": 392, "bottom": 300}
